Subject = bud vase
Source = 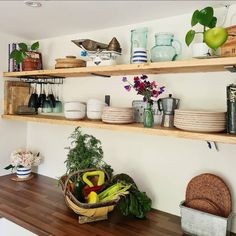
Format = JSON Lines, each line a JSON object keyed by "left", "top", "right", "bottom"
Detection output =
{"left": 143, "top": 103, "right": 154, "bottom": 128}
{"left": 16, "top": 166, "right": 32, "bottom": 178}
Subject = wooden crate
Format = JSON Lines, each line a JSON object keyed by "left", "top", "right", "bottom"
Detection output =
{"left": 221, "top": 25, "right": 236, "bottom": 57}
{"left": 4, "top": 81, "right": 29, "bottom": 114}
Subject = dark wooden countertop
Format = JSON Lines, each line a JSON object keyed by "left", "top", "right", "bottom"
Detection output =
{"left": 0, "top": 173, "right": 234, "bottom": 236}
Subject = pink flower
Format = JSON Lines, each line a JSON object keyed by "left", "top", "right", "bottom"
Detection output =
{"left": 151, "top": 81, "right": 157, "bottom": 88}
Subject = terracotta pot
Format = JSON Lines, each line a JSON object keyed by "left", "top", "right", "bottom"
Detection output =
{"left": 22, "top": 58, "right": 40, "bottom": 71}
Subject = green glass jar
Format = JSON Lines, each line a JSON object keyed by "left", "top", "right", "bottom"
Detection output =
{"left": 143, "top": 102, "right": 154, "bottom": 128}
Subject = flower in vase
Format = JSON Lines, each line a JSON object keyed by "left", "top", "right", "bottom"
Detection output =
{"left": 122, "top": 75, "right": 165, "bottom": 104}
{"left": 4, "top": 149, "right": 41, "bottom": 171}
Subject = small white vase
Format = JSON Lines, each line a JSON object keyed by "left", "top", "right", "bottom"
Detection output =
{"left": 191, "top": 42, "right": 213, "bottom": 58}
{"left": 16, "top": 167, "right": 32, "bottom": 178}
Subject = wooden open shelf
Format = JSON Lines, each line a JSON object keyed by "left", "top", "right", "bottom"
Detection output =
{"left": 2, "top": 114, "right": 236, "bottom": 144}
{"left": 3, "top": 57, "right": 236, "bottom": 78}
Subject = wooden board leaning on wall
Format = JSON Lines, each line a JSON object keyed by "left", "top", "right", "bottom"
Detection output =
{"left": 4, "top": 81, "right": 29, "bottom": 115}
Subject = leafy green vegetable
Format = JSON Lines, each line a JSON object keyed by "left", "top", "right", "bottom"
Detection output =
{"left": 112, "top": 173, "right": 152, "bottom": 218}
{"left": 112, "top": 173, "right": 137, "bottom": 188}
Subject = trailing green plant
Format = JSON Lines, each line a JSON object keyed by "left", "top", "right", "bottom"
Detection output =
{"left": 185, "top": 6, "right": 228, "bottom": 49}
{"left": 64, "top": 127, "right": 113, "bottom": 178}
{"left": 10, "top": 41, "right": 39, "bottom": 65}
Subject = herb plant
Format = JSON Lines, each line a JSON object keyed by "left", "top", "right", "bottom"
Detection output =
{"left": 65, "top": 127, "right": 113, "bottom": 178}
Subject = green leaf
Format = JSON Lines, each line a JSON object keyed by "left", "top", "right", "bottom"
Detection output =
{"left": 208, "top": 16, "right": 217, "bottom": 28}
{"left": 191, "top": 10, "right": 200, "bottom": 27}
{"left": 185, "top": 30, "right": 196, "bottom": 46}
{"left": 4, "top": 164, "right": 14, "bottom": 170}
{"left": 10, "top": 49, "right": 20, "bottom": 58}
{"left": 198, "top": 7, "right": 214, "bottom": 27}
{"left": 10, "top": 50, "right": 24, "bottom": 64}
{"left": 31, "top": 41, "right": 39, "bottom": 51}
{"left": 18, "top": 43, "right": 28, "bottom": 51}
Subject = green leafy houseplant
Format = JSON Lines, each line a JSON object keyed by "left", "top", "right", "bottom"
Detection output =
{"left": 64, "top": 127, "right": 113, "bottom": 178}
{"left": 185, "top": 6, "right": 228, "bottom": 49}
{"left": 10, "top": 41, "right": 39, "bottom": 65}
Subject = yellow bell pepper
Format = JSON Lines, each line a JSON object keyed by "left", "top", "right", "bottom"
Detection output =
{"left": 82, "top": 170, "right": 105, "bottom": 187}
{"left": 87, "top": 191, "right": 99, "bottom": 204}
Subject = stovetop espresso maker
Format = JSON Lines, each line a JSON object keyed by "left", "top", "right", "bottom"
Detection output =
{"left": 157, "top": 94, "right": 180, "bottom": 127}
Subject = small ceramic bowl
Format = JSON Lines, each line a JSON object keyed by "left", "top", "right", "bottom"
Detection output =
{"left": 64, "top": 110, "right": 86, "bottom": 120}
{"left": 64, "top": 101, "right": 86, "bottom": 111}
{"left": 87, "top": 111, "right": 103, "bottom": 120}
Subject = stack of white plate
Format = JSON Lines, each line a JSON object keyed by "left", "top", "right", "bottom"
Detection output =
{"left": 87, "top": 99, "right": 107, "bottom": 120}
{"left": 64, "top": 101, "right": 86, "bottom": 120}
{"left": 174, "top": 109, "right": 226, "bottom": 133}
{"left": 102, "top": 107, "right": 134, "bottom": 124}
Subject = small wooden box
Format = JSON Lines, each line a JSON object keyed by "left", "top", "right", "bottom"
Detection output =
{"left": 221, "top": 25, "right": 236, "bottom": 57}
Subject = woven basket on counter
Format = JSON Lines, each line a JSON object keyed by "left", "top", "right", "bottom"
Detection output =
{"left": 59, "top": 168, "right": 118, "bottom": 223}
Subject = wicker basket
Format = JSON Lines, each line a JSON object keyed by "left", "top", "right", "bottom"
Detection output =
{"left": 59, "top": 168, "right": 118, "bottom": 223}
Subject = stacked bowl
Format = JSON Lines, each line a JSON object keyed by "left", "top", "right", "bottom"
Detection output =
{"left": 131, "top": 48, "right": 147, "bottom": 63}
{"left": 174, "top": 109, "right": 226, "bottom": 133}
{"left": 87, "top": 99, "right": 107, "bottom": 120}
{"left": 64, "top": 101, "right": 86, "bottom": 120}
{"left": 102, "top": 107, "right": 134, "bottom": 124}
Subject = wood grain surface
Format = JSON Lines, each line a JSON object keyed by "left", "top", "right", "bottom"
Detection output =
{"left": 3, "top": 57, "right": 236, "bottom": 78}
{"left": 0, "top": 173, "right": 235, "bottom": 236}
{"left": 2, "top": 114, "right": 236, "bottom": 144}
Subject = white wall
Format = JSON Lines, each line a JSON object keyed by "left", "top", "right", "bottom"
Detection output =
{"left": 27, "top": 4, "right": 236, "bottom": 232}
{"left": 0, "top": 33, "right": 27, "bottom": 176}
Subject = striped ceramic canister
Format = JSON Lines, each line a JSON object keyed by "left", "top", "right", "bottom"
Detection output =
{"left": 16, "top": 167, "right": 32, "bottom": 178}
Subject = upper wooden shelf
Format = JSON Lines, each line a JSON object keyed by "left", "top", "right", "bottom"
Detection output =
{"left": 2, "top": 114, "right": 236, "bottom": 144}
{"left": 3, "top": 57, "right": 236, "bottom": 78}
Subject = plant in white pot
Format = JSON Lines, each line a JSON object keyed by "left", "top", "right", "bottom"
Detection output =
{"left": 4, "top": 149, "right": 41, "bottom": 179}
{"left": 185, "top": 6, "right": 228, "bottom": 57}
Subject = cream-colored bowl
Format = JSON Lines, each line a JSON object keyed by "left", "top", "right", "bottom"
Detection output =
{"left": 65, "top": 110, "right": 86, "bottom": 120}
{"left": 64, "top": 102, "right": 86, "bottom": 111}
{"left": 87, "top": 111, "right": 103, "bottom": 120}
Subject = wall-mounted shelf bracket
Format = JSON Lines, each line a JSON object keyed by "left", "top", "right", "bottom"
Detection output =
{"left": 224, "top": 65, "right": 236, "bottom": 73}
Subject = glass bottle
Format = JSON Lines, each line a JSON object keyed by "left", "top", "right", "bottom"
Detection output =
{"left": 143, "top": 102, "right": 154, "bottom": 128}
{"left": 151, "top": 33, "right": 181, "bottom": 62}
{"left": 130, "top": 27, "right": 148, "bottom": 63}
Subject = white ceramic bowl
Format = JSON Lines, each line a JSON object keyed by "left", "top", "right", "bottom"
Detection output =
{"left": 87, "top": 104, "right": 107, "bottom": 111}
{"left": 87, "top": 111, "right": 103, "bottom": 120}
{"left": 64, "top": 102, "right": 86, "bottom": 111}
{"left": 64, "top": 110, "right": 86, "bottom": 120}
{"left": 87, "top": 99, "right": 106, "bottom": 106}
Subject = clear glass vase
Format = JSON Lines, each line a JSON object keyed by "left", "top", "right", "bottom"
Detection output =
{"left": 143, "top": 103, "right": 154, "bottom": 128}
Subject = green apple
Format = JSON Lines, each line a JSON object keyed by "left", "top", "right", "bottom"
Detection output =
{"left": 204, "top": 27, "right": 228, "bottom": 49}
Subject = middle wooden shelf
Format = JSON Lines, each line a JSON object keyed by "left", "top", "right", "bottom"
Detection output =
{"left": 2, "top": 114, "right": 236, "bottom": 144}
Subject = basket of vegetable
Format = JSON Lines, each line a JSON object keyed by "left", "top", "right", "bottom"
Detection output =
{"left": 59, "top": 168, "right": 131, "bottom": 223}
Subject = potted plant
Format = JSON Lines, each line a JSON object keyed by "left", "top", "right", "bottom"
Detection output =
{"left": 4, "top": 149, "right": 41, "bottom": 179}
{"left": 185, "top": 6, "right": 228, "bottom": 57}
{"left": 10, "top": 41, "right": 41, "bottom": 71}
